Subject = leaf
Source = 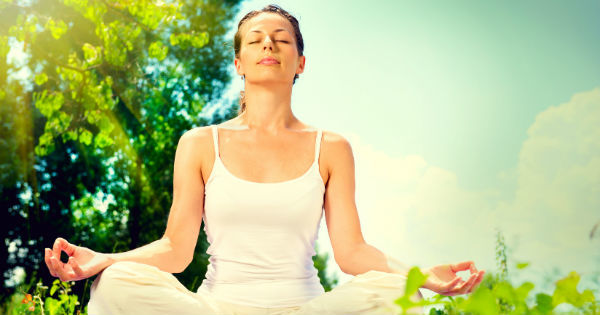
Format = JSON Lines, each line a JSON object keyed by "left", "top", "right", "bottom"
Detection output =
{"left": 0, "top": 35, "right": 9, "bottom": 58}
{"left": 50, "top": 282, "right": 59, "bottom": 296}
{"left": 57, "top": 111, "right": 72, "bottom": 133}
{"left": 169, "top": 33, "right": 179, "bottom": 46}
{"left": 45, "top": 18, "right": 68, "bottom": 40}
{"left": 35, "top": 72, "right": 48, "bottom": 85}
{"left": 394, "top": 267, "right": 429, "bottom": 312}
{"left": 82, "top": 43, "right": 100, "bottom": 64}
{"left": 516, "top": 262, "right": 530, "bottom": 270}
{"left": 44, "top": 297, "right": 59, "bottom": 315}
{"left": 552, "top": 271, "right": 594, "bottom": 308}
{"left": 492, "top": 281, "right": 514, "bottom": 305}
{"left": 191, "top": 32, "right": 209, "bottom": 48}
{"left": 38, "top": 131, "right": 54, "bottom": 147}
{"left": 79, "top": 128, "right": 92, "bottom": 145}
{"left": 148, "top": 41, "right": 168, "bottom": 61}
{"left": 36, "top": 91, "right": 64, "bottom": 117}
{"left": 535, "top": 293, "right": 554, "bottom": 314}
{"left": 405, "top": 267, "right": 428, "bottom": 297}
{"left": 62, "top": 130, "right": 78, "bottom": 142}
{"left": 461, "top": 286, "right": 500, "bottom": 315}
{"left": 98, "top": 116, "right": 114, "bottom": 133}
{"left": 94, "top": 131, "right": 113, "bottom": 148}
{"left": 514, "top": 281, "right": 534, "bottom": 301}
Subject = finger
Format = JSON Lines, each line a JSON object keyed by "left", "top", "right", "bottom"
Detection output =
{"left": 44, "top": 248, "right": 58, "bottom": 277}
{"left": 469, "top": 270, "right": 485, "bottom": 292}
{"left": 450, "top": 273, "right": 475, "bottom": 295}
{"left": 441, "top": 276, "right": 462, "bottom": 292}
{"left": 49, "top": 256, "right": 61, "bottom": 279}
{"left": 63, "top": 240, "right": 76, "bottom": 256}
{"left": 53, "top": 238, "right": 65, "bottom": 265}
{"left": 54, "top": 238, "right": 77, "bottom": 265}
{"left": 51, "top": 255, "right": 70, "bottom": 282}
{"left": 69, "top": 257, "right": 84, "bottom": 279}
{"left": 460, "top": 273, "right": 479, "bottom": 294}
{"left": 462, "top": 274, "right": 478, "bottom": 294}
{"left": 451, "top": 261, "right": 475, "bottom": 272}
{"left": 470, "top": 271, "right": 484, "bottom": 290}
{"left": 469, "top": 263, "right": 478, "bottom": 274}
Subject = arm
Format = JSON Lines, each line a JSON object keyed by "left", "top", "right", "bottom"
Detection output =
{"left": 105, "top": 238, "right": 184, "bottom": 273}
{"left": 108, "top": 128, "right": 206, "bottom": 273}
{"left": 340, "top": 243, "right": 409, "bottom": 277}
{"left": 323, "top": 132, "right": 410, "bottom": 277}
{"left": 321, "top": 133, "right": 483, "bottom": 295}
{"left": 44, "top": 129, "right": 207, "bottom": 280}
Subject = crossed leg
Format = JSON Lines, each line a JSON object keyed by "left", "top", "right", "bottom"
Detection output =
{"left": 87, "top": 261, "right": 224, "bottom": 315}
{"left": 289, "top": 270, "right": 424, "bottom": 315}
{"left": 87, "top": 262, "right": 423, "bottom": 315}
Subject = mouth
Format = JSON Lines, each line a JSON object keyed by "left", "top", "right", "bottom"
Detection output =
{"left": 258, "top": 57, "right": 280, "bottom": 65}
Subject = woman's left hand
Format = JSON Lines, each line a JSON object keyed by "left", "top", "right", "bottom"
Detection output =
{"left": 421, "top": 261, "right": 485, "bottom": 296}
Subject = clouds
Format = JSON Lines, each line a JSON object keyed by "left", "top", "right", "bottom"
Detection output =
{"left": 316, "top": 86, "right": 600, "bottom": 292}
{"left": 317, "top": 134, "right": 497, "bottom": 285}
{"left": 496, "top": 87, "right": 600, "bottom": 274}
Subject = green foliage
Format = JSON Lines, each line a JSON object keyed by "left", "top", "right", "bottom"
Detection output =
{"left": 312, "top": 243, "right": 339, "bottom": 292}
{"left": 1, "top": 277, "right": 89, "bottom": 315}
{"left": 169, "top": 31, "right": 210, "bottom": 49}
{"left": 45, "top": 18, "right": 67, "bottom": 40}
{"left": 1, "top": 0, "right": 249, "bottom": 308}
{"left": 407, "top": 268, "right": 599, "bottom": 315}
{"left": 552, "top": 272, "right": 596, "bottom": 309}
{"left": 395, "top": 231, "right": 599, "bottom": 315}
{"left": 148, "top": 41, "right": 168, "bottom": 60}
{"left": 394, "top": 267, "right": 431, "bottom": 313}
{"left": 496, "top": 229, "right": 509, "bottom": 282}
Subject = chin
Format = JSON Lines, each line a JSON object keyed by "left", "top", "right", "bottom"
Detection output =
{"left": 247, "top": 76, "right": 292, "bottom": 85}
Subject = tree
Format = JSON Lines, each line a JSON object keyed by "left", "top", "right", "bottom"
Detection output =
{"left": 0, "top": 0, "right": 339, "bottom": 308}
{"left": 0, "top": 0, "right": 243, "bottom": 305}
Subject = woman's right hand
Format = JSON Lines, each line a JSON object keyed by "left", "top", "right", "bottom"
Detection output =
{"left": 44, "top": 237, "right": 112, "bottom": 282}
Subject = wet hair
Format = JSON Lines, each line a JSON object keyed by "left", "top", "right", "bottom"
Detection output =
{"left": 233, "top": 4, "right": 304, "bottom": 115}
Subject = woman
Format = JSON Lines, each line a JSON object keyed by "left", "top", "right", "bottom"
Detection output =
{"left": 44, "top": 4, "right": 485, "bottom": 315}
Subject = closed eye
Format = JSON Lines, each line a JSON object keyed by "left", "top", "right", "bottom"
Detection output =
{"left": 249, "top": 41, "right": 289, "bottom": 44}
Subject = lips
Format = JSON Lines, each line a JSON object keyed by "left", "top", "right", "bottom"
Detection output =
{"left": 259, "top": 56, "right": 280, "bottom": 64}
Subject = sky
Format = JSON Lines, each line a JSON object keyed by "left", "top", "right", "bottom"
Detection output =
{"left": 202, "top": 0, "right": 600, "bottom": 300}
{"left": 4, "top": 0, "right": 598, "bottom": 307}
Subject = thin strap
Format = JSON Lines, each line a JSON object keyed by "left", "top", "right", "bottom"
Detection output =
{"left": 211, "top": 125, "right": 219, "bottom": 159}
{"left": 314, "top": 129, "right": 322, "bottom": 163}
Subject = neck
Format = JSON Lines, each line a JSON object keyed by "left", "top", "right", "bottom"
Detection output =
{"left": 239, "top": 81, "right": 298, "bottom": 133}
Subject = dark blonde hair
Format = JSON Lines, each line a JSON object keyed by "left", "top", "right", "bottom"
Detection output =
{"left": 233, "top": 4, "right": 304, "bottom": 115}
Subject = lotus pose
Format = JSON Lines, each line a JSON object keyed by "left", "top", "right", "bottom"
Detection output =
{"left": 44, "top": 4, "right": 484, "bottom": 314}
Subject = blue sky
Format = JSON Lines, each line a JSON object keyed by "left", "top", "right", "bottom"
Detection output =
{"left": 3, "top": 0, "right": 597, "bottom": 307}
{"left": 206, "top": 0, "right": 600, "bottom": 300}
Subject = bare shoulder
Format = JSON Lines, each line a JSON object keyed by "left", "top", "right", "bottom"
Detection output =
{"left": 181, "top": 125, "right": 213, "bottom": 141}
{"left": 320, "top": 130, "right": 354, "bottom": 175}
{"left": 176, "top": 126, "right": 215, "bottom": 175}
{"left": 179, "top": 125, "right": 216, "bottom": 151}
{"left": 321, "top": 129, "right": 353, "bottom": 154}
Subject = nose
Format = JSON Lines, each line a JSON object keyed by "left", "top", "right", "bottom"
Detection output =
{"left": 263, "top": 36, "right": 274, "bottom": 51}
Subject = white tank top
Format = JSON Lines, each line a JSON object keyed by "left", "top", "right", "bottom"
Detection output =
{"left": 197, "top": 125, "right": 326, "bottom": 308}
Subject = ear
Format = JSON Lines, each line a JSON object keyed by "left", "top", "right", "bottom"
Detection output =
{"left": 296, "top": 55, "right": 306, "bottom": 75}
{"left": 235, "top": 58, "right": 244, "bottom": 76}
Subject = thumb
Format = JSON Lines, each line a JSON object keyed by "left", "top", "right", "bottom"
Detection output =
{"left": 69, "top": 257, "right": 84, "bottom": 277}
{"left": 63, "top": 240, "right": 77, "bottom": 256}
{"left": 441, "top": 276, "right": 462, "bottom": 292}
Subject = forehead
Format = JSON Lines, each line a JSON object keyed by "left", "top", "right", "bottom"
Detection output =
{"left": 242, "top": 13, "right": 293, "bottom": 36}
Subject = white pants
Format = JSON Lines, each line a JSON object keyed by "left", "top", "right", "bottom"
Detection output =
{"left": 87, "top": 261, "right": 424, "bottom": 315}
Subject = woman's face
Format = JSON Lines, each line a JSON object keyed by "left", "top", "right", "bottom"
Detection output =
{"left": 235, "top": 13, "right": 305, "bottom": 85}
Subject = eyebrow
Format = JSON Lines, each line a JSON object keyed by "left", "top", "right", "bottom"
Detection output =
{"left": 249, "top": 28, "right": 289, "bottom": 34}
